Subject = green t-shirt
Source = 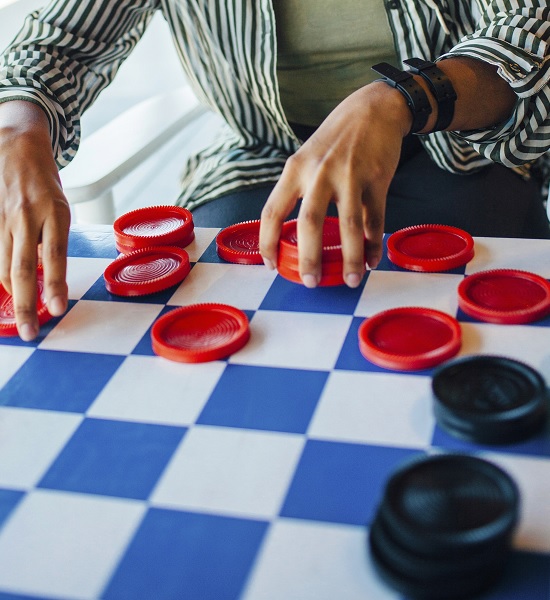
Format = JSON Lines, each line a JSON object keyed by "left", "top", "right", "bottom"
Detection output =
{"left": 274, "top": 0, "right": 396, "bottom": 127}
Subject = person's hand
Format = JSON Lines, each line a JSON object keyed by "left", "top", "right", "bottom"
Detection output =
{"left": 259, "top": 81, "right": 413, "bottom": 288}
{"left": 0, "top": 101, "right": 71, "bottom": 341}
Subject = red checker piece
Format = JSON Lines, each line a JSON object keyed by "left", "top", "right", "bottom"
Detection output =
{"left": 277, "top": 259, "right": 346, "bottom": 287}
{"left": 278, "top": 217, "right": 345, "bottom": 266}
{"left": 387, "top": 224, "right": 474, "bottom": 272}
{"left": 458, "top": 269, "right": 550, "bottom": 324}
{"left": 104, "top": 246, "right": 191, "bottom": 297}
{"left": 216, "top": 220, "right": 263, "bottom": 264}
{"left": 114, "top": 205, "right": 195, "bottom": 254}
{"left": 358, "top": 306, "right": 462, "bottom": 371}
{"left": 0, "top": 265, "right": 53, "bottom": 337}
{"left": 151, "top": 303, "right": 250, "bottom": 363}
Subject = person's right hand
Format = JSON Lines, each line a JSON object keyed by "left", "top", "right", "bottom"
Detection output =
{"left": 0, "top": 101, "right": 71, "bottom": 341}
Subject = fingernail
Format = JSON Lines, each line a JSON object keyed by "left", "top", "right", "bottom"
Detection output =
{"left": 48, "top": 295, "right": 66, "bottom": 316}
{"left": 263, "top": 257, "right": 275, "bottom": 271}
{"left": 345, "top": 273, "right": 362, "bottom": 288}
{"left": 19, "top": 323, "right": 38, "bottom": 342}
{"left": 302, "top": 274, "right": 319, "bottom": 288}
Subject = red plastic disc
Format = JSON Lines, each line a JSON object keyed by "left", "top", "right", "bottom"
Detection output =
{"left": 0, "top": 265, "right": 53, "bottom": 337}
{"left": 278, "top": 217, "right": 345, "bottom": 264}
{"left": 277, "top": 259, "right": 345, "bottom": 287}
{"left": 151, "top": 303, "right": 250, "bottom": 363}
{"left": 216, "top": 220, "right": 263, "bottom": 264}
{"left": 104, "top": 246, "right": 191, "bottom": 297}
{"left": 114, "top": 205, "right": 195, "bottom": 253}
{"left": 358, "top": 307, "right": 462, "bottom": 371}
{"left": 458, "top": 269, "right": 550, "bottom": 324}
{"left": 387, "top": 224, "right": 474, "bottom": 272}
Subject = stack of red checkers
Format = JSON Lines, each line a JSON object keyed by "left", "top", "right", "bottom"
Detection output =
{"left": 358, "top": 307, "right": 462, "bottom": 371}
{"left": 151, "top": 303, "right": 250, "bottom": 363}
{"left": 387, "top": 224, "right": 475, "bottom": 272}
{"left": 104, "top": 246, "right": 191, "bottom": 297}
{"left": 458, "top": 269, "right": 550, "bottom": 324}
{"left": 216, "top": 220, "right": 263, "bottom": 264}
{"left": 277, "top": 217, "right": 350, "bottom": 286}
{"left": 113, "top": 205, "right": 195, "bottom": 254}
{"left": 0, "top": 265, "right": 53, "bottom": 337}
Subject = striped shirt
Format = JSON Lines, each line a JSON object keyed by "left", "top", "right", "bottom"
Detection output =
{"left": 1, "top": 0, "right": 549, "bottom": 208}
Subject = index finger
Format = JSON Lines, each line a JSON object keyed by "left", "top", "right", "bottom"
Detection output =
{"left": 40, "top": 208, "right": 70, "bottom": 317}
{"left": 259, "top": 170, "right": 302, "bottom": 270}
{"left": 361, "top": 187, "right": 386, "bottom": 270}
{"left": 10, "top": 231, "right": 40, "bottom": 341}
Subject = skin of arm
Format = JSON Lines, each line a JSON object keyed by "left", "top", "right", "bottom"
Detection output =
{"left": 0, "top": 100, "right": 71, "bottom": 341}
{"left": 258, "top": 57, "right": 517, "bottom": 288}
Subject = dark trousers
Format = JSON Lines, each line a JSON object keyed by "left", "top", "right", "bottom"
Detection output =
{"left": 192, "top": 135, "right": 550, "bottom": 239}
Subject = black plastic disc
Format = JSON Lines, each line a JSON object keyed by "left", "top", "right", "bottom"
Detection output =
{"left": 432, "top": 355, "right": 548, "bottom": 444}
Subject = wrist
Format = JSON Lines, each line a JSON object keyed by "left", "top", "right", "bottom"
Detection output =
{"left": 371, "top": 62, "right": 432, "bottom": 135}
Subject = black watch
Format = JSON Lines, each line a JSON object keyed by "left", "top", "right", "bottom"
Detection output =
{"left": 371, "top": 62, "right": 432, "bottom": 135}
{"left": 403, "top": 58, "right": 457, "bottom": 131}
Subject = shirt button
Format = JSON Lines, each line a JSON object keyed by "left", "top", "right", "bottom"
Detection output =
{"left": 509, "top": 63, "right": 521, "bottom": 73}
{"left": 385, "top": 0, "right": 399, "bottom": 8}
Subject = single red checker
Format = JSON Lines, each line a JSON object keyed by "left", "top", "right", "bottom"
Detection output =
{"left": 458, "top": 269, "right": 550, "bottom": 324}
{"left": 104, "top": 246, "right": 191, "bottom": 297}
{"left": 358, "top": 307, "right": 462, "bottom": 371}
{"left": 151, "top": 303, "right": 250, "bottom": 363}
{"left": 216, "top": 220, "right": 263, "bottom": 264}
{"left": 0, "top": 265, "right": 53, "bottom": 337}
{"left": 387, "top": 224, "right": 474, "bottom": 272}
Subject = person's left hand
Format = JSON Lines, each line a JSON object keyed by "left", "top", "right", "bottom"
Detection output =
{"left": 259, "top": 80, "right": 412, "bottom": 288}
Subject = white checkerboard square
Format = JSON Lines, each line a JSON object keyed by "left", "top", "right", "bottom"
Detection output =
{"left": 0, "top": 489, "right": 145, "bottom": 599}
{"left": 39, "top": 300, "right": 163, "bottom": 355}
{"left": 0, "top": 346, "right": 34, "bottom": 389}
{"left": 151, "top": 425, "right": 305, "bottom": 519}
{"left": 184, "top": 227, "right": 218, "bottom": 262}
{"left": 66, "top": 257, "right": 111, "bottom": 299}
{"left": 232, "top": 310, "right": 353, "bottom": 370}
{"left": 484, "top": 453, "right": 550, "bottom": 554}
{"left": 88, "top": 354, "right": 226, "bottom": 426}
{"left": 466, "top": 237, "right": 550, "bottom": 277}
{"left": 460, "top": 322, "right": 550, "bottom": 381}
{"left": 308, "top": 370, "right": 434, "bottom": 449}
{"left": 356, "top": 270, "right": 460, "bottom": 317}
{"left": 242, "top": 518, "right": 398, "bottom": 600}
{"left": 0, "top": 407, "right": 82, "bottom": 489}
{"left": 169, "top": 262, "right": 277, "bottom": 310}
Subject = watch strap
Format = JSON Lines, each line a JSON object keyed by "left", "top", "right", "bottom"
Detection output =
{"left": 403, "top": 58, "right": 457, "bottom": 132}
{"left": 371, "top": 62, "right": 432, "bottom": 135}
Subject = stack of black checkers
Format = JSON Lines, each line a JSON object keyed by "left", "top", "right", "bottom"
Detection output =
{"left": 368, "top": 453, "right": 519, "bottom": 600}
{"left": 432, "top": 355, "right": 548, "bottom": 444}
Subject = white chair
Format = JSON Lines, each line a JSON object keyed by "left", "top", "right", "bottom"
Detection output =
{"left": 60, "top": 85, "right": 210, "bottom": 224}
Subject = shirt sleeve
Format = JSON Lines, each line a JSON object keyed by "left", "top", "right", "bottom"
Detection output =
{"left": 438, "top": 0, "right": 550, "bottom": 168}
{"left": 0, "top": 0, "right": 159, "bottom": 167}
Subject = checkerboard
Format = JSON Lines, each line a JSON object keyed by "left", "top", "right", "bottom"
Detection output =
{"left": 0, "top": 224, "right": 549, "bottom": 600}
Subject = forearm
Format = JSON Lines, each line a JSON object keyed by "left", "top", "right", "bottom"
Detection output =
{"left": 419, "top": 57, "right": 517, "bottom": 133}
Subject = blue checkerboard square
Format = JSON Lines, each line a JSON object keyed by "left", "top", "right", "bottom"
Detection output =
{"left": 38, "top": 418, "right": 186, "bottom": 499}
{"left": 432, "top": 422, "right": 550, "bottom": 458}
{"left": 103, "top": 508, "right": 268, "bottom": 600}
{"left": 68, "top": 226, "right": 118, "bottom": 259}
{"left": 0, "top": 490, "right": 24, "bottom": 530}
{"left": 280, "top": 440, "right": 424, "bottom": 526}
{"left": 82, "top": 273, "right": 182, "bottom": 305}
{"left": 259, "top": 274, "right": 366, "bottom": 315}
{"left": 197, "top": 364, "right": 328, "bottom": 433}
{"left": 0, "top": 350, "right": 124, "bottom": 413}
